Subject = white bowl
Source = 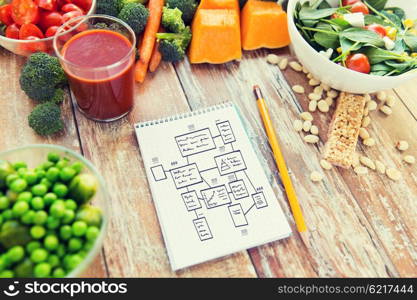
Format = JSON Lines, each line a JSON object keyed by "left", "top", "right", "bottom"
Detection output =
{"left": 287, "top": 0, "right": 417, "bottom": 93}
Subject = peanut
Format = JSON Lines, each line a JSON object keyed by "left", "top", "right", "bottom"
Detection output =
{"left": 318, "top": 100, "right": 329, "bottom": 113}
{"left": 363, "top": 138, "right": 376, "bottom": 147}
{"left": 308, "top": 93, "right": 321, "bottom": 101}
{"left": 292, "top": 85, "right": 305, "bottom": 94}
{"left": 325, "top": 97, "right": 334, "bottom": 107}
{"left": 375, "top": 160, "right": 386, "bottom": 174}
{"left": 321, "top": 83, "right": 331, "bottom": 91}
{"left": 380, "top": 105, "right": 392, "bottom": 115}
{"left": 303, "top": 120, "right": 312, "bottom": 132}
{"left": 386, "top": 168, "right": 401, "bottom": 181}
{"left": 362, "top": 116, "right": 371, "bottom": 127}
{"left": 310, "top": 171, "right": 324, "bottom": 182}
{"left": 310, "top": 125, "right": 319, "bottom": 135}
{"left": 309, "top": 78, "right": 320, "bottom": 86}
{"left": 300, "top": 112, "right": 313, "bottom": 121}
{"left": 403, "top": 155, "right": 416, "bottom": 165}
{"left": 327, "top": 90, "right": 338, "bottom": 98}
{"left": 304, "top": 135, "right": 319, "bottom": 144}
{"left": 396, "top": 140, "right": 409, "bottom": 151}
{"left": 376, "top": 91, "right": 387, "bottom": 102}
{"left": 267, "top": 54, "right": 280, "bottom": 65}
{"left": 314, "top": 86, "right": 324, "bottom": 95}
{"left": 352, "top": 153, "right": 360, "bottom": 168}
{"left": 308, "top": 100, "right": 318, "bottom": 112}
{"left": 385, "top": 95, "right": 396, "bottom": 107}
{"left": 354, "top": 166, "right": 368, "bottom": 175}
{"left": 360, "top": 156, "right": 376, "bottom": 170}
{"left": 279, "top": 58, "right": 288, "bottom": 70}
{"left": 320, "top": 159, "right": 332, "bottom": 170}
{"left": 289, "top": 61, "right": 303, "bottom": 72}
{"left": 293, "top": 120, "right": 303, "bottom": 132}
{"left": 366, "top": 101, "right": 378, "bottom": 111}
{"left": 359, "top": 128, "right": 370, "bottom": 140}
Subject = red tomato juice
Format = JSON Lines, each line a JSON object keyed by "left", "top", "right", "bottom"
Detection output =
{"left": 62, "top": 29, "right": 135, "bottom": 121}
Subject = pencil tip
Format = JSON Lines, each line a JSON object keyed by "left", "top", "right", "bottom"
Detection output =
{"left": 253, "top": 85, "right": 260, "bottom": 90}
{"left": 253, "top": 85, "right": 263, "bottom": 100}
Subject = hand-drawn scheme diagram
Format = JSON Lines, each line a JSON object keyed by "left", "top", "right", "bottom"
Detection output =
{"left": 150, "top": 121, "right": 268, "bottom": 241}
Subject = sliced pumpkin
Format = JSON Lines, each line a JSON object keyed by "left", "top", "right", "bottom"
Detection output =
{"left": 241, "top": 0, "right": 290, "bottom": 50}
{"left": 189, "top": 9, "right": 242, "bottom": 64}
{"left": 198, "top": 0, "right": 239, "bottom": 11}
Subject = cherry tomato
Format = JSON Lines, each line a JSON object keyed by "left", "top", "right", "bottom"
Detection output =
{"left": 39, "top": 11, "right": 62, "bottom": 30}
{"left": 5, "top": 24, "right": 20, "bottom": 39}
{"left": 45, "top": 25, "right": 59, "bottom": 37}
{"left": 71, "top": 0, "right": 91, "bottom": 12}
{"left": 19, "top": 23, "right": 44, "bottom": 39}
{"left": 35, "top": 0, "right": 57, "bottom": 10}
{"left": 11, "top": 0, "right": 39, "bottom": 25}
{"left": 350, "top": 1, "right": 369, "bottom": 15}
{"left": 61, "top": 3, "right": 83, "bottom": 13}
{"left": 346, "top": 53, "right": 371, "bottom": 74}
{"left": 21, "top": 36, "right": 47, "bottom": 52}
{"left": 342, "top": 0, "right": 361, "bottom": 5}
{"left": 365, "top": 24, "right": 387, "bottom": 37}
{"left": 62, "top": 10, "right": 82, "bottom": 24}
{"left": 0, "top": 4, "right": 13, "bottom": 25}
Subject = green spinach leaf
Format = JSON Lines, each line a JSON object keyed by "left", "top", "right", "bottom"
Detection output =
{"left": 364, "top": 47, "right": 404, "bottom": 64}
{"left": 341, "top": 28, "right": 384, "bottom": 47}
{"left": 381, "top": 11, "right": 403, "bottom": 28}
{"left": 314, "top": 23, "right": 340, "bottom": 49}
{"left": 299, "top": 7, "right": 338, "bottom": 20}
{"left": 385, "top": 7, "right": 406, "bottom": 20}
{"left": 365, "top": 0, "right": 388, "bottom": 11}
{"left": 404, "top": 34, "right": 417, "bottom": 52}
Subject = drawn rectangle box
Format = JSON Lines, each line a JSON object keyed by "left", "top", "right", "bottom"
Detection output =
{"left": 214, "top": 150, "right": 247, "bottom": 176}
{"left": 151, "top": 165, "right": 167, "bottom": 181}
{"left": 229, "top": 180, "right": 249, "bottom": 200}
{"left": 252, "top": 192, "right": 268, "bottom": 209}
{"left": 181, "top": 191, "right": 202, "bottom": 211}
{"left": 193, "top": 218, "right": 213, "bottom": 241}
{"left": 170, "top": 163, "right": 203, "bottom": 189}
{"left": 175, "top": 128, "right": 216, "bottom": 157}
{"left": 228, "top": 204, "right": 248, "bottom": 227}
{"left": 216, "top": 121, "right": 236, "bottom": 144}
{"left": 201, "top": 185, "right": 231, "bottom": 209}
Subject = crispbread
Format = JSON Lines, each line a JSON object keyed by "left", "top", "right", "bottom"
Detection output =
{"left": 323, "top": 92, "right": 366, "bottom": 168}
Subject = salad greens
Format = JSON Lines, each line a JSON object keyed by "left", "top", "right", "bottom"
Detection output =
{"left": 294, "top": 0, "right": 417, "bottom": 76}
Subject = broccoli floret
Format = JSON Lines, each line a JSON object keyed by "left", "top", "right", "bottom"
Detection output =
{"left": 51, "top": 89, "right": 65, "bottom": 105}
{"left": 157, "top": 27, "right": 192, "bottom": 62}
{"left": 162, "top": 7, "right": 186, "bottom": 33}
{"left": 118, "top": 3, "right": 149, "bottom": 35}
{"left": 120, "top": 0, "right": 144, "bottom": 6}
{"left": 96, "top": 0, "right": 122, "bottom": 16}
{"left": 166, "top": 0, "right": 197, "bottom": 24}
{"left": 20, "top": 53, "right": 67, "bottom": 103}
{"left": 28, "top": 103, "right": 64, "bottom": 136}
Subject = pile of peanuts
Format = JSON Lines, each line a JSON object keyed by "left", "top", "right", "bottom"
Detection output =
{"left": 266, "top": 54, "right": 415, "bottom": 183}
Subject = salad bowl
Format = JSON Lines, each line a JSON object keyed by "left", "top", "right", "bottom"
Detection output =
{"left": 287, "top": 0, "right": 417, "bottom": 93}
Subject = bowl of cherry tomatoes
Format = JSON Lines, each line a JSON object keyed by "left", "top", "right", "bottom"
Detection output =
{"left": 0, "top": 0, "right": 96, "bottom": 56}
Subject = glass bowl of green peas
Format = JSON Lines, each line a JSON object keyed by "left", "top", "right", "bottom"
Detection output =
{"left": 0, "top": 144, "right": 108, "bottom": 278}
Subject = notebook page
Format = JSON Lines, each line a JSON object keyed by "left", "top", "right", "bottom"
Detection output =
{"left": 135, "top": 104, "right": 291, "bottom": 270}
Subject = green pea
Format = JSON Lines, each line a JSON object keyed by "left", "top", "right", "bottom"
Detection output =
{"left": 7, "top": 246, "right": 25, "bottom": 263}
{"left": 36, "top": 170, "right": 46, "bottom": 180}
{"left": 71, "top": 162, "right": 84, "bottom": 174}
{"left": 47, "top": 152, "right": 60, "bottom": 163}
{"left": 46, "top": 167, "right": 60, "bottom": 182}
{"left": 17, "top": 191, "right": 32, "bottom": 203}
{"left": 6, "top": 190, "right": 18, "bottom": 202}
{"left": 62, "top": 209, "right": 75, "bottom": 224}
{"left": 24, "top": 171, "right": 38, "bottom": 185}
{"left": 13, "top": 161, "right": 27, "bottom": 170}
{"left": 34, "top": 262, "right": 51, "bottom": 278}
{"left": 52, "top": 267, "right": 66, "bottom": 278}
{"left": 26, "top": 241, "right": 41, "bottom": 253}
{"left": 12, "top": 201, "right": 29, "bottom": 217}
{"left": 30, "top": 225, "right": 46, "bottom": 239}
{"left": 32, "top": 184, "right": 48, "bottom": 196}
{"left": 0, "top": 215, "right": 3, "bottom": 226}
{"left": 0, "top": 196, "right": 10, "bottom": 209}
{"left": 31, "top": 197, "right": 44, "bottom": 210}
{"left": 0, "top": 270, "right": 14, "bottom": 278}
{"left": 31, "top": 248, "right": 48, "bottom": 263}
{"left": 17, "top": 168, "right": 28, "bottom": 177}
{"left": 0, "top": 256, "right": 10, "bottom": 272}
{"left": 65, "top": 254, "right": 82, "bottom": 271}
{"left": 56, "top": 244, "right": 66, "bottom": 258}
{"left": 20, "top": 210, "right": 35, "bottom": 225}
{"left": 68, "top": 238, "right": 83, "bottom": 252}
{"left": 56, "top": 160, "right": 68, "bottom": 170}
{"left": 10, "top": 178, "right": 28, "bottom": 193}
{"left": 44, "top": 235, "right": 59, "bottom": 251}
{"left": 65, "top": 199, "right": 77, "bottom": 210}
{"left": 48, "top": 254, "right": 60, "bottom": 268}
{"left": 33, "top": 211, "right": 48, "bottom": 225}
{"left": 40, "top": 178, "right": 52, "bottom": 189}
{"left": 83, "top": 240, "right": 94, "bottom": 252}
{"left": 2, "top": 209, "right": 13, "bottom": 221}
{"left": 86, "top": 226, "right": 100, "bottom": 241}
{"left": 50, "top": 202, "right": 65, "bottom": 218}
{"left": 6, "top": 174, "right": 19, "bottom": 186}
{"left": 53, "top": 183, "right": 68, "bottom": 198}
{"left": 60, "top": 167, "right": 76, "bottom": 182}
{"left": 43, "top": 193, "right": 57, "bottom": 205}
{"left": 42, "top": 161, "right": 54, "bottom": 170}
{"left": 72, "top": 221, "right": 87, "bottom": 237}
{"left": 59, "top": 225, "right": 72, "bottom": 240}
{"left": 46, "top": 216, "right": 60, "bottom": 230}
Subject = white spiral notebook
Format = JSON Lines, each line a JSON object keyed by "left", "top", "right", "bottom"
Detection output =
{"left": 135, "top": 103, "right": 291, "bottom": 270}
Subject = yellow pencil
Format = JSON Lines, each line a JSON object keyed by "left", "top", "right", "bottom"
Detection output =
{"left": 253, "top": 85, "right": 308, "bottom": 237}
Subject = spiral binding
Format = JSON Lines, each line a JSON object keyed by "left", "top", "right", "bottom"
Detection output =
{"left": 136, "top": 102, "right": 233, "bottom": 128}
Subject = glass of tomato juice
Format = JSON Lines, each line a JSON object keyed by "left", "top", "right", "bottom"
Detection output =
{"left": 53, "top": 15, "right": 136, "bottom": 122}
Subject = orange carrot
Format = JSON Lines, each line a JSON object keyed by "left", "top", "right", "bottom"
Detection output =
{"left": 149, "top": 41, "right": 162, "bottom": 73}
{"left": 149, "top": 27, "right": 164, "bottom": 72}
{"left": 135, "top": 0, "right": 164, "bottom": 82}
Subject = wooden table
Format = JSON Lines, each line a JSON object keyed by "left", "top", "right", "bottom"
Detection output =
{"left": 1, "top": 47, "right": 416, "bottom": 278}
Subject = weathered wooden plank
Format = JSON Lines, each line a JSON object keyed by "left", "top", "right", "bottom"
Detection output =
{"left": 174, "top": 48, "right": 413, "bottom": 277}
{"left": 395, "top": 80, "right": 417, "bottom": 120}
{"left": 71, "top": 62, "right": 257, "bottom": 277}
{"left": 0, "top": 49, "right": 109, "bottom": 278}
